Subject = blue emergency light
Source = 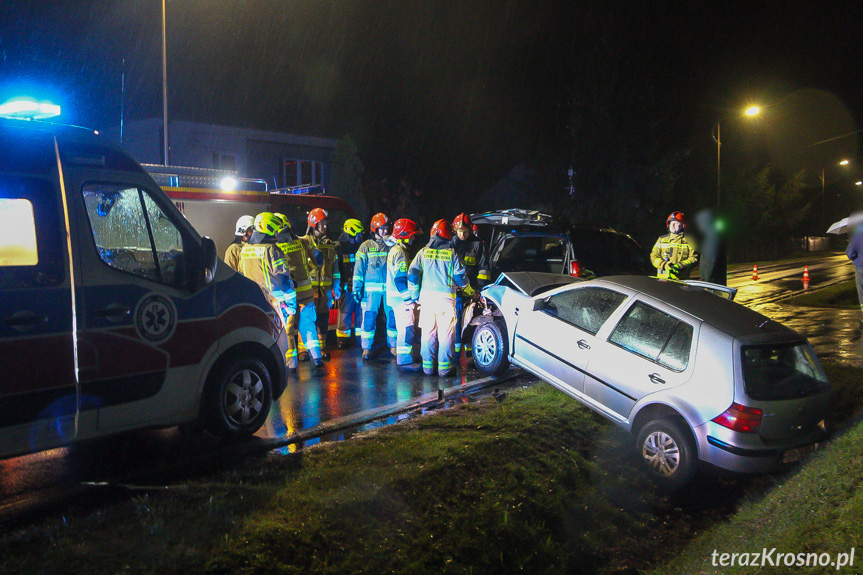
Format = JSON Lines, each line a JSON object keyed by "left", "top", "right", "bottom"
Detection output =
{"left": 0, "top": 97, "right": 61, "bottom": 120}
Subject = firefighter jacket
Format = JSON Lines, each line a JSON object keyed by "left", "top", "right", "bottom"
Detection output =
{"left": 353, "top": 236, "right": 390, "bottom": 298}
{"left": 275, "top": 229, "right": 315, "bottom": 305}
{"left": 224, "top": 237, "right": 244, "bottom": 272}
{"left": 239, "top": 233, "right": 296, "bottom": 313}
{"left": 386, "top": 242, "right": 415, "bottom": 309}
{"left": 335, "top": 232, "right": 361, "bottom": 293}
{"left": 452, "top": 235, "right": 489, "bottom": 291}
{"left": 408, "top": 237, "right": 474, "bottom": 303}
{"left": 650, "top": 232, "right": 699, "bottom": 280}
{"left": 300, "top": 232, "right": 340, "bottom": 299}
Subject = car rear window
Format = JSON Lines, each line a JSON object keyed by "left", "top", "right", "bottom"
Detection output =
{"left": 495, "top": 235, "right": 566, "bottom": 274}
{"left": 741, "top": 343, "right": 829, "bottom": 401}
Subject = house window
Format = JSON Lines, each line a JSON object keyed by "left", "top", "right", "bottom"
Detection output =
{"left": 282, "top": 158, "right": 323, "bottom": 188}
{"left": 213, "top": 153, "right": 236, "bottom": 171}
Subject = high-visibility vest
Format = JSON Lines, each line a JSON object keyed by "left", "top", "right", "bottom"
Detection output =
{"left": 276, "top": 235, "right": 314, "bottom": 304}
{"left": 386, "top": 242, "right": 414, "bottom": 308}
{"left": 408, "top": 240, "right": 473, "bottom": 302}
{"left": 353, "top": 238, "right": 390, "bottom": 296}
{"left": 300, "top": 233, "right": 340, "bottom": 295}
{"left": 238, "top": 242, "right": 295, "bottom": 309}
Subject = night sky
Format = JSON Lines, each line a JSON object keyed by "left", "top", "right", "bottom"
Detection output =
{"left": 1, "top": 1, "right": 861, "bottom": 204}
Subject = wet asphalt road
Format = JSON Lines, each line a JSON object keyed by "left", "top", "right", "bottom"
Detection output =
{"left": 2, "top": 251, "right": 860, "bottom": 520}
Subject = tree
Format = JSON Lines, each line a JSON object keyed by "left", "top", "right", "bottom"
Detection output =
{"left": 331, "top": 135, "right": 367, "bottom": 221}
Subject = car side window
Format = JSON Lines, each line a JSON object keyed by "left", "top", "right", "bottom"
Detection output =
{"left": 82, "top": 183, "right": 185, "bottom": 286}
{"left": 0, "top": 175, "right": 65, "bottom": 289}
{"left": 543, "top": 287, "right": 627, "bottom": 335}
{"left": 608, "top": 302, "right": 693, "bottom": 370}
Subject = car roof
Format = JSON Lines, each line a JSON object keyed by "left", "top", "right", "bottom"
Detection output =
{"left": 597, "top": 275, "right": 797, "bottom": 339}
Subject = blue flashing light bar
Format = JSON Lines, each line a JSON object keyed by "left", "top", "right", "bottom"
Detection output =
{"left": 0, "top": 97, "right": 61, "bottom": 120}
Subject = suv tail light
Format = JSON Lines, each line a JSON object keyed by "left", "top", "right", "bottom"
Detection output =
{"left": 570, "top": 260, "right": 582, "bottom": 278}
{"left": 712, "top": 403, "right": 762, "bottom": 433}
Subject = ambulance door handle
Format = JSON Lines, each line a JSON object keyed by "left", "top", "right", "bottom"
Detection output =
{"left": 94, "top": 304, "right": 130, "bottom": 321}
{"left": 4, "top": 311, "right": 48, "bottom": 330}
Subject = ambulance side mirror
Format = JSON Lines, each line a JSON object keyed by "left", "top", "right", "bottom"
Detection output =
{"left": 200, "top": 237, "right": 218, "bottom": 287}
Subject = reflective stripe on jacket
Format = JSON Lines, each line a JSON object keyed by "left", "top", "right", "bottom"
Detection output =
{"left": 238, "top": 242, "right": 295, "bottom": 309}
{"left": 650, "top": 233, "right": 699, "bottom": 279}
{"left": 408, "top": 238, "right": 473, "bottom": 302}
{"left": 276, "top": 235, "right": 314, "bottom": 304}
{"left": 353, "top": 237, "right": 390, "bottom": 296}
{"left": 386, "top": 243, "right": 414, "bottom": 308}
{"left": 224, "top": 239, "right": 243, "bottom": 272}
{"left": 453, "top": 236, "right": 489, "bottom": 290}
{"left": 336, "top": 232, "right": 361, "bottom": 289}
{"left": 300, "top": 233, "right": 340, "bottom": 296}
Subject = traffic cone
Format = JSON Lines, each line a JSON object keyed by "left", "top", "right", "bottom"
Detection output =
{"left": 752, "top": 264, "right": 759, "bottom": 281}
{"left": 802, "top": 265, "right": 810, "bottom": 289}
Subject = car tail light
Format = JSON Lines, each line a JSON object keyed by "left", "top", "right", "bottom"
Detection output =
{"left": 570, "top": 260, "right": 582, "bottom": 278}
{"left": 712, "top": 403, "right": 762, "bottom": 433}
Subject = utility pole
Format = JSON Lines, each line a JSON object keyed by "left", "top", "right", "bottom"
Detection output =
{"left": 161, "top": 0, "right": 170, "bottom": 165}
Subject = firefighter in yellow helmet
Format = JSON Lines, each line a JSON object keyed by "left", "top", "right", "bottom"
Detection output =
{"left": 334, "top": 218, "right": 365, "bottom": 348}
{"left": 237, "top": 212, "right": 303, "bottom": 368}
{"left": 651, "top": 211, "right": 699, "bottom": 280}
{"left": 297, "top": 208, "right": 339, "bottom": 357}
{"left": 271, "top": 213, "right": 327, "bottom": 373}
{"left": 408, "top": 219, "right": 474, "bottom": 376}
{"left": 224, "top": 215, "right": 254, "bottom": 272}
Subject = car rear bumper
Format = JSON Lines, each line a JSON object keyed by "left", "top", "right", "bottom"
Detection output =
{"left": 694, "top": 422, "right": 825, "bottom": 473}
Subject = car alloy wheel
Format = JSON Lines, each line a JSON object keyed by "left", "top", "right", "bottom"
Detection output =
{"left": 471, "top": 321, "right": 509, "bottom": 376}
{"left": 474, "top": 327, "right": 497, "bottom": 367}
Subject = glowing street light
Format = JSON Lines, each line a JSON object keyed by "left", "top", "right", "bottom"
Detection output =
{"left": 0, "top": 97, "right": 61, "bottom": 120}
{"left": 712, "top": 104, "right": 761, "bottom": 206}
{"left": 839, "top": 159, "right": 850, "bottom": 165}
{"left": 856, "top": 181, "right": 862, "bottom": 186}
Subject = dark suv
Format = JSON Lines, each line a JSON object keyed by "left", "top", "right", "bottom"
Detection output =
{"left": 471, "top": 210, "right": 650, "bottom": 281}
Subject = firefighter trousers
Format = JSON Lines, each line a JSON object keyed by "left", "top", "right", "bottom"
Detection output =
{"left": 287, "top": 302, "right": 322, "bottom": 366}
{"left": 359, "top": 291, "right": 397, "bottom": 350}
{"left": 454, "top": 295, "right": 471, "bottom": 354}
{"left": 336, "top": 291, "right": 360, "bottom": 340}
{"left": 391, "top": 300, "right": 418, "bottom": 365}
{"left": 419, "top": 297, "right": 457, "bottom": 375}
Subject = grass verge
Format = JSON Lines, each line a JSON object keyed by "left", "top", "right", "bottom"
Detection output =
{"left": 786, "top": 280, "right": 860, "bottom": 309}
{"left": 2, "top": 361, "right": 862, "bottom": 575}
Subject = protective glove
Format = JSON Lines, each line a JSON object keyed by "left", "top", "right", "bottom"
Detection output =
{"left": 353, "top": 291, "right": 363, "bottom": 305}
{"left": 328, "top": 290, "right": 336, "bottom": 309}
{"left": 280, "top": 301, "right": 297, "bottom": 319}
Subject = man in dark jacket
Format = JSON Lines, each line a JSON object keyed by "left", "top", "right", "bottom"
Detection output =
{"left": 694, "top": 209, "right": 727, "bottom": 285}
{"left": 335, "top": 218, "right": 365, "bottom": 348}
{"left": 451, "top": 213, "right": 488, "bottom": 358}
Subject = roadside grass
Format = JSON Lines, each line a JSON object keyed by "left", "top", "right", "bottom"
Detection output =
{"left": 2, "top": 360, "right": 862, "bottom": 575}
{"left": 785, "top": 280, "right": 860, "bottom": 309}
{"left": 648, "top": 413, "right": 863, "bottom": 575}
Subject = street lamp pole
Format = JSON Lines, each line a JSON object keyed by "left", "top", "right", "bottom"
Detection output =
{"left": 161, "top": 0, "right": 169, "bottom": 165}
{"left": 711, "top": 106, "right": 760, "bottom": 208}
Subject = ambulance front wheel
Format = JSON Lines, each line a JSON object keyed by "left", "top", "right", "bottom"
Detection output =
{"left": 204, "top": 356, "right": 273, "bottom": 438}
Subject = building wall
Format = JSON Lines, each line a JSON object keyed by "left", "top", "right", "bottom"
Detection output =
{"left": 103, "top": 119, "right": 336, "bottom": 190}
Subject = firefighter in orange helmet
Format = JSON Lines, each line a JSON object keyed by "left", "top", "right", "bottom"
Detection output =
{"left": 387, "top": 218, "right": 423, "bottom": 370}
{"left": 451, "top": 212, "right": 488, "bottom": 360}
{"left": 298, "top": 208, "right": 339, "bottom": 357}
{"left": 352, "top": 213, "right": 397, "bottom": 360}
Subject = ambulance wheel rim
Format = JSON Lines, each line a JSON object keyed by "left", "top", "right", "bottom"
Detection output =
{"left": 224, "top": 369, "right": 265, "bottom": 426}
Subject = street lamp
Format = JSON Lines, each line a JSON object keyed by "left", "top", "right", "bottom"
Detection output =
{"left": 712, "top": 105, "right": 761, "bottom": 207}
{"left": 161, "top": 0, "right": 169, "bottom": 165}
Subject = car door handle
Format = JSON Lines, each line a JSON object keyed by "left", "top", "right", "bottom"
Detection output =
{"left": 514, "top": 307, "right": 519, "bottom": 316}
{"left": 94, "top": 304, "right": 131, "bottom": 320}
{"left": 577, "top": 339, "right": 591, "bottom": 350}
{"left": 4, "top": 311, "right": 49, "bottom": 329}
{"left": 649, "top": 373, "right": 666, "bottom": 385}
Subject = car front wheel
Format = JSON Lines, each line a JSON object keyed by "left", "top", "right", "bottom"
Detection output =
{"left": 204, "top": 356, "right": 273, "bottom": 438}
{"left": 636, "top": 418, "right": 697, "bottom": 489}
{"left": 472, "top": 320, "right": 509, "bottom": 376}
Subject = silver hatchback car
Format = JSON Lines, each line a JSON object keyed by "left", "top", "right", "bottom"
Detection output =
{"left": 467, "top": 272, "right": 830, "bottom": 488}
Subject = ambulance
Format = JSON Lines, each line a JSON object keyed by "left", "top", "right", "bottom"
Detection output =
{"left": 0, "top": 117, "right": 290, "bottom": 459}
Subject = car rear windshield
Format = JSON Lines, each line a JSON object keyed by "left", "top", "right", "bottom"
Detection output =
{"left": 495, "top": 235, "right": 567, "bottom": 274}
{"left": 741, "top": 343, "right": 829, "bottom": 401}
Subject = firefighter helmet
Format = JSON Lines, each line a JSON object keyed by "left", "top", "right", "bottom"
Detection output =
{"left": 343, "top": 218, "right": 365, "bottom": 237}
{"left": 393, "top": 218, "right": 420, "bottom": 241}
{"left": 666, "top": 211, "right": 686, "bottom": 229}
{"left": 452, "top": 212, "right": 472, "bottom": 231}
{"left": 370, "top": 213, "right": 390, "bottom": 233}
{"left": 254, "top": 212, "right": 281, "bottom": 236}
{"left": 431, "top": 219, "right": 454, "bottom": 240}
{"left": 272, "top": 212, "right": 291, "bottom": 231}
{"left": 234, "top": 215, "right": 254, "bottom": 235}
{"left": 308, "top": 208, "right": 328, "bottom": 228}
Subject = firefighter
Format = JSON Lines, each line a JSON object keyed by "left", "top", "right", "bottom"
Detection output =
{"left": 272, "top": 213, "right": 327, "bottom": 372}
{"left": 237, "top": 213, "right": 302, "bottom": 368}
{"left": 299, "top": 208, "right": 339, "bottom": 357}
{"left": 651, "top": 211, "right": 699, "bottom": 280}
{"left": 408, "top": 219, "right": 473, "bottom": 376}
{"left": 387, "top": 218, "right": 422, "bottom": 370}
{"left": 224, "top": 215, "right": 254, "bottom": 271}
{"left": 353, "top": 212, "right": 397, "bottom": 360}
{"left": 451, "top": 213, "right": 488, "bottom": 358}
{"left": 335, "top": 218, "right": 365, "bottom": 348}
